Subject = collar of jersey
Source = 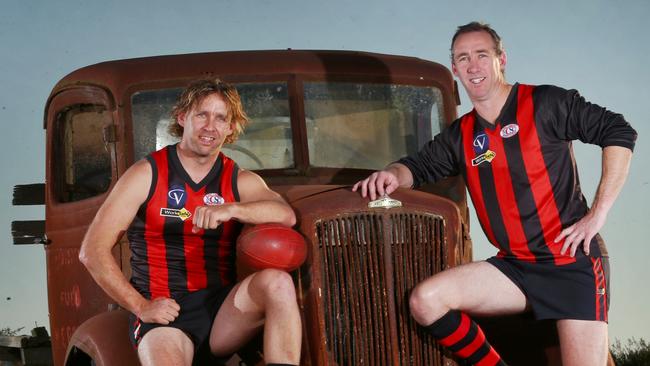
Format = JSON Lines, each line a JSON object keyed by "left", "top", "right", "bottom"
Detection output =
{"left": 473, "top": 82, "right": 520, "bottom": 131}
{"left": 168, "top": 144, "right": 223, "bottom": 192}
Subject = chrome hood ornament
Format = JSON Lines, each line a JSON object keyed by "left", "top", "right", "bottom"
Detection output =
{"left": 368, "top": 195, "right": 402, "bottom": 209}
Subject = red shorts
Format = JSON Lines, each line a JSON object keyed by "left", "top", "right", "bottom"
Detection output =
{"left": 486, "top": 255, "right": 609, "bottom": 322}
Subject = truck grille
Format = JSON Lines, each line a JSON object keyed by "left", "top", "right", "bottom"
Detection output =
{"left": 316, "top": 212, "right": 446, "bottom": 365}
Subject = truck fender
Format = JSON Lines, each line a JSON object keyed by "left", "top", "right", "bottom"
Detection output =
{"left": 64, "top": 309, "right": 139, "bottom": 366}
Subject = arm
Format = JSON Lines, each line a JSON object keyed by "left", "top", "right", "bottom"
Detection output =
{"left": 192, "top": 169, "right": 296, "bottom": 232}
{"left": 351, "top": 162, "right": 414, "bottom": 201}
{"left": 555, "top": 146, "right": 633, "bottom": 256}
{"left": 544, "top": 85, "right": 637, "bottom": 150}
{"left": 352, "top": 125, "right": 462, "bottom": 201}
{"left": 78, "top": 160, "right": 180, "bottom": 323}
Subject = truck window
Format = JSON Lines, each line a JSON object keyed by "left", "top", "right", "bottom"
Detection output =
{"left": 303, "top": 82, "right": 444, "bottom": 169}
{"left": 53, "top": 104, "right": 112, "bottom": 202}
{"left": 131, "top": 82, "right": 292, "bottom": 170}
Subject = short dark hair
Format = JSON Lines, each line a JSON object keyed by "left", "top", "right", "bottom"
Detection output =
{"left": 450, "top": 21, "right": 504, "bottom": 61}
{"left": 170, "top": 79, "right": 248, "bottom": 144}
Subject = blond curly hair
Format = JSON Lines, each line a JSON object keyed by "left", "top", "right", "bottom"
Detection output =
{"left": 170, "top": 79, "right": 248, "bottom": 144}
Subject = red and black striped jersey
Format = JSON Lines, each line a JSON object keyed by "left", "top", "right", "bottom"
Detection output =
{"left": 127, "top": 145, "right": 242, "bottom": 298}
{"left": 400, "top": 83, "right": 637, "bottom": 265}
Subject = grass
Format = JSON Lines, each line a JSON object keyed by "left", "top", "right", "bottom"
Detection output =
{"left": 0, "top": 326, "right": 25, "bottom": 336}
{"left": 610, "top": 338, "right": 650, "bottom": 366}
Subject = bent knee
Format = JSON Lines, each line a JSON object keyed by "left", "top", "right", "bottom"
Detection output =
{"left": 409, "top": 283, "right": 448, "bottom": 325}
{"left": 409, "top": 285, "right": 432, "bottom": 323}
{"left": 254, "top": 269, "right": 297, "bottom": 301}
{"left": 138, "top": 327, "right": 193, "bottom": 363}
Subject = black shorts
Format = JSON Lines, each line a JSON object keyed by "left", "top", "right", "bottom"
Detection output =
{"left": 129, "top": 285, "right": 234, "bottom": 353}
{"left": 486, "top": 255, "right": 609, "bottom": 322}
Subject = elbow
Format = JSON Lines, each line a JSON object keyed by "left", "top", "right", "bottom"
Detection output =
{"left": 279, "top": 203, "right": 296, "bottom": 227}
{"left": 78, "top": 246, "right": 89, "bottom": 267}
{"left": 285, "top": 210, "right": 297, "bottom": 227}
{"left": 78, "top": 241, "right": 93, "bottom": 269}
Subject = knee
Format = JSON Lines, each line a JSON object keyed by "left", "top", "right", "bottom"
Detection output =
{"left": 255, "top": 269, "right": 297, "bottom": 303}
{"left": 138, "top": 328, "right": 193, "bottom": 364}
{"left": 409, "top": 283, "right": 441, "bottom": 325}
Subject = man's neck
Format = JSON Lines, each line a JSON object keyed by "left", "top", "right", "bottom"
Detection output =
{"left": 472, "top": 83, "right": 512, "bottom": 125}
{"left": 176, "top": 144, "right": 220, "bottom": 183}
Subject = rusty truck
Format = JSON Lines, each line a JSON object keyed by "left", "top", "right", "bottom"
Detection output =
{"left": 12, "top": 50, "right": 570, "bottom": 365}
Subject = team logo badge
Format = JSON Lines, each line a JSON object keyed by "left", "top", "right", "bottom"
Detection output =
{"left": 160, "top": 207, "right": 192, "bottom": 221}
{"left": 167, "top": 186, "right": 186, "bottom": 208}
{"left": 203, "top": 193, "right": 225, "bottom": 206}
{"left": 500, "top": 124, "right": 519, "bottom": 138}
{"left": 471, "top": 150, "right": 497, "bottom": 166}
{"left": 473, "top": 133, "right": 489, "bottom": 154}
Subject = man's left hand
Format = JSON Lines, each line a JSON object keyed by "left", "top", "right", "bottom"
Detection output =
{"left": 554, "top": 210, "right": 607, "bottom": 257}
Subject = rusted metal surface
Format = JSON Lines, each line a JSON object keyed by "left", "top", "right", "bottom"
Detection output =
{"left": 64, "top": 309, "right": 138, "bottom": 366}
{"left": 49, "top": 50, "right": 455, "bottom": 113}
{"left": 46, "top": 246, "right": 117, "bottom": 366}
{"left": 317, "top": 214, "right": 393, "bottom": 364}
{"left": 43, "top": 84, "right": 119, "bottom": 366}
{"left": 291, "top": 188, "right": 462, "bottom": 365}
{"left": 314, "top": 212, "right": 447, "bottom": 365}
{"left": 46, "top": 50, "right": 457, "bottom": 176}
{"left": 391, "top": 213, "right": 446, "bottom": 365}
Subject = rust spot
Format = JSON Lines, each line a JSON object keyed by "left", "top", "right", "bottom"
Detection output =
{"left": 60, "top": 285, "right": 82, "bottom": 309}
{"left": 53, "top": 247, "right": 79, "bottom": 267}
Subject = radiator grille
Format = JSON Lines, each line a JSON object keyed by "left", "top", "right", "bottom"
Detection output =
{"left": 316, "top": 213, "right": 446, "bottom": 365}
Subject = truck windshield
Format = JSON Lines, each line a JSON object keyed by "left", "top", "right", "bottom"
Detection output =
{"left": 131, "top": 81, "right": 444, "bottom": 170}
{"left": 304, "top": 82, "right": 443, "bottom": 169}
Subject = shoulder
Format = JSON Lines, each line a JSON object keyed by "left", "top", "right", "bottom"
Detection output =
{"left": 236, "top": 168, "right": 282, "bottom": 202}
{"left": 444, "top": 112, "right": 470, "bottom": 140}
{"left": 218, "top": 152, "right": 239, "bottom": 173}
{"left": 148, "top": 145, "right": 170, "bottom": 159}
{"left": 530, "top": 84, "right": 580, "bottom": 102}
{"left": 447, "top": 116, "right": 464, "bottom": 133}
{"left": 114, "top": 158, "right": 153, "bottom": 195}
{"left": 125, "top": 158, "right": 153, "bottom": 180}
{"left": 95, "top": 158, "right": 152, "bottom": 218}
{"left": 237, "top": 168, "right": 266, "bottom": 188}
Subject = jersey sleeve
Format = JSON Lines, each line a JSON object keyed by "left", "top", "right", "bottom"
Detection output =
{"left": 536, "top": 85, "right": 637, "bottom": 151}
{"left": 397, "top": 121, "right": 462, "bottom": 188}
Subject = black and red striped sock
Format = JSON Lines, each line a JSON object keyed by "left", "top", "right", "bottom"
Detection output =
{"left": 425, "top": 310, "right": 506, "bottom": 366}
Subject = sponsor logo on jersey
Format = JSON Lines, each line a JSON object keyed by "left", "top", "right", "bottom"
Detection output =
{"left": 168, "top": 185, "right": 186, "bottom": 208}
{"left": 500, "top": 124, "right": 519, "bottom": 138}
{"left": 471, "top": 150, "right": 496, "bottom": 166}
{"left": 160, "top": 207, "right": 192, "bottom": 221}
{"left": 203, "top": 193, "right": 225, "bottom": 206}
{"left": 473, "top": 133, "right": 489, "bottom": 154}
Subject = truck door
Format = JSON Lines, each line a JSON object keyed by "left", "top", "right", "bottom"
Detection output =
{"left": 44, "top": 86, "right": 118, "bottom": 366}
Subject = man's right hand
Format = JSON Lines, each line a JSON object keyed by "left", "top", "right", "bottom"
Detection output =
{"left": 137, "top": 297, "right": 181, "bottom": 324}
{"left": 352, "top": 170, "right": 400, "bottom": 201}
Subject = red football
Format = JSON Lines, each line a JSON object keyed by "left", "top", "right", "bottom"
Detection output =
{"left": 237, "top": 223, "right": 308, "bottom": 272}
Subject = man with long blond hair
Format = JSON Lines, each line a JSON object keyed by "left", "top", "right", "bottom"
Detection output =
{"left": 80, "top": 79, "right": 302, "bottom": 366}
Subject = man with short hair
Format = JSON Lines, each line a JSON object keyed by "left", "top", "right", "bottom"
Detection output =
{"left": 353, "top": 22, "right": 636, "bottom": 366}
{"left": 80, "top": 79, "right": 302, "bottom": 366}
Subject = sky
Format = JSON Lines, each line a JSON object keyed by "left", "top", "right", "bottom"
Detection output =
{"left": 1, "top": 0, "right": 648, "bottom": 344}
